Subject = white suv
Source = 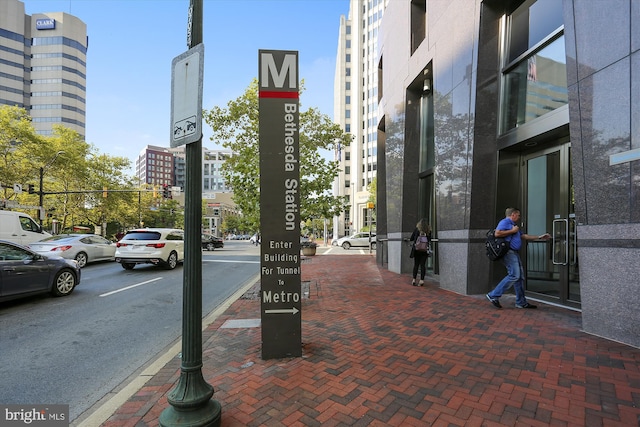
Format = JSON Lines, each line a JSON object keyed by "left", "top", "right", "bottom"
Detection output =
{"left": 115, "top": 228, "right": 184, "bottom": 270}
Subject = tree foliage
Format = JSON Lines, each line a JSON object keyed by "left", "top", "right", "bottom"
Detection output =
{"left": 0, "top": 105, "right": 180, "bottom": 236}
{"left": 203, "top": 79, "right": 351, "bottom": 231}
{"left": 0, "top": 106, "right": 42, "bottom": 199}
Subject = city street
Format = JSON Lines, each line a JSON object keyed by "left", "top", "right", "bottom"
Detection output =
{"left": 0, "top": 240, "right": 260, "bottom": 422}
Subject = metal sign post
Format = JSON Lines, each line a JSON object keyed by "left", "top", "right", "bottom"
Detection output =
{"left": 160, "top": 1, "right": 221, "bottom": 426}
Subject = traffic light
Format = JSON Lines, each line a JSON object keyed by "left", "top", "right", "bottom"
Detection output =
{"left": 162, "top": 184, "right": 171, "bottom": 199}
{"left": 103, "top": 186, "right": 108, "bottom": 198}
{"left": 153, "top": 186, "right": 158, "bottom": 198}
{"left": 28, "top": 184, "right": 35, "bottom": 194}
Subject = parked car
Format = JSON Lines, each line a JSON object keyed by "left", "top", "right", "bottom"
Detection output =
{"left": 202, "top": 234, "right": 224, "bottom": 251}
{"left": 28, "top": 234, "right": 116, "bottom": 268}
{"left": 0, "top": 240, "right": 81, "bottom": 302}
{"left": 335, "top": 232, "right": 376, "bottom": 250}
{"left": 115, "top": 228, "right": 184, "bottom": 270}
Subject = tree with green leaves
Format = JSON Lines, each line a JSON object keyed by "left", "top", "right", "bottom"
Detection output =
{"left": 1, "top": 106, "right": 143, "bottom": 235}
{"left": 0, "top": 106, "right": 42, "bottom": 199}
{"left": 203, "top": 79, "right": 351, "bottom": 231}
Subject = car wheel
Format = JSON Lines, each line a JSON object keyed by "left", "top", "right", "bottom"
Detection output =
{"left": 121, "top": 263, "right": 135, "bottom": 270}
{"left": 165, "top": 251, "right": 178, "bottom": 270}
{"left": 206, "top": 242, "right": 215, "bottom": 251}
{"left": 51, "top": 269, "right": 77, "bottom": 297}
{"left": 371, "top": 242, "right": 376, "bottom": 250}
{"left": 75, "top": 252, "right": 88, "bottom": 268}
{"left": 342, "top": 242, "right": 351, "bottom": 250}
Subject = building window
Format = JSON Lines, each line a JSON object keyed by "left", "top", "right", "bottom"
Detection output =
{"left": 500, "top": 0, "right": 567, "bottom": 133}
{"left": 419, "top": 85, "right": 435, "bottom": 172}
{"left": 410, "top": 0, "right": 426, "bottom": 54}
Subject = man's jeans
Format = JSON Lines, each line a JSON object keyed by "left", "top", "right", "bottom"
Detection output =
{"left": 488, "top": 250, "right": 527, "bottom": 306}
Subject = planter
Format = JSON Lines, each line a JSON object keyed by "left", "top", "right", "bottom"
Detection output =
{"left": 302, "top": 246, "right": 317, "bottom": 256}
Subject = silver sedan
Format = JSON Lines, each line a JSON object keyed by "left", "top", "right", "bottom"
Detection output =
{"left": 29, "top": 234, "right": 116, "bottom": 268}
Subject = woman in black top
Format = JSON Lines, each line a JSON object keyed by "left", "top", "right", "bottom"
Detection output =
{"left": 409, "top": 218, "right": 432, "bottom": 286}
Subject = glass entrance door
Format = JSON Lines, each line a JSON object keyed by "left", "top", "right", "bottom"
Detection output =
{"left": 524, "top": 144, "right": 580, "bottom": 308}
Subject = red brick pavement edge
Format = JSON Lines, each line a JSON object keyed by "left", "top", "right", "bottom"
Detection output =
{"left": 101, "top": 255, "right": 640, "bottom": 427}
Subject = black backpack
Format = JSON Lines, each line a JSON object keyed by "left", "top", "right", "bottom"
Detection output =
{"left": 485, "top": 229, "right": 509, "bottom": 261}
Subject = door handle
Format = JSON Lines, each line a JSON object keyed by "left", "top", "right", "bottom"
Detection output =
{"left": 552, "top": 218, "right": 568, "bottom": 265}
{"left": 570, "top": 218, "right": 577, "bottom": 266}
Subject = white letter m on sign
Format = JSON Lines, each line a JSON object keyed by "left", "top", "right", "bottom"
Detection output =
{"left": 261, "top": 53, "right": 297, "bottom": 89}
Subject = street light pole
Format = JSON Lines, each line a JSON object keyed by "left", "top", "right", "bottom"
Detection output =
{"left": 38, "top": 166, "right": 44, "bottom": 225}
{"left": 160, "top": 1, "right": 220, "bottom": 426}
{"left": 38, "top": 150, "right": 65, "bottom": 227}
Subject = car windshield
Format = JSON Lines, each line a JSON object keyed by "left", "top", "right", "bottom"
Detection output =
{"left": 122, "top": 232, "right": 162, "bottom": 240}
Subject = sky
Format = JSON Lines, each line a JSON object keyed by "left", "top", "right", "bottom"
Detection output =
{"left": 23, "top": 0, "right": 349, "bottom": 168}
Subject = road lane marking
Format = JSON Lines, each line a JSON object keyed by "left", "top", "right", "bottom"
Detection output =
{"left": 99, "top": 277, "right": 163, "bottom": 297}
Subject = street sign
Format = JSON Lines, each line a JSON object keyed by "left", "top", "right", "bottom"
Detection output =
{"left": 170, "top": 43, "right": 204, "bottom": 147}
{"left": 259, "top": 50, "right": 301, "bottom": 360}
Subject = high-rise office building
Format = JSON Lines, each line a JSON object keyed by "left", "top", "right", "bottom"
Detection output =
{"left": 333, "top": 0, "right": 387, "bottom": 238}
{"left": 376, "top": 0, "right": 640, "bottom": 348}
{"left": 0, "top": 0, "right": 88, "bottom": 137}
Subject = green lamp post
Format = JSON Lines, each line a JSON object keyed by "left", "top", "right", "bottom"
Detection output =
{"left": 159, "top": 1, "right": 221, "bottom": 426}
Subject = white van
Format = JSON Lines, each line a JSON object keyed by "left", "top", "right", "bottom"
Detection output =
{"left": 0, "top": 210, "right": 51, "bottom": 245}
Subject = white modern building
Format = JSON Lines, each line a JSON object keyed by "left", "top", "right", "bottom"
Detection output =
{"left": 333, "top": 0, "right": 386, "bottom": 238}
{"left": 168, "top": 146, "right": 232, "bottom": 197}
{"left": 0, "top": 0, "right": 87, "bottom": 137}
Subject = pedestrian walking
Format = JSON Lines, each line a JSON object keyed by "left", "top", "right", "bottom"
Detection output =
{"left": 486, "top": 207, "right": 551, "bottom": 309}
{"left": 409, "top": 218, "right": 432, "bottom": 286}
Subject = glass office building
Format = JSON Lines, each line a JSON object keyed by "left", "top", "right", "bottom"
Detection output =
{"left": 0, "top": 0, "right": 88, "bottom": 137}
{"left": 377, "top": 0, "right": 639, "bottom": 348}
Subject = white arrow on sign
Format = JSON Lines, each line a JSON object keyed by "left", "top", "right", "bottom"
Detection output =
{"left": 264, "top": 307, "right": 299, "bottom": 315}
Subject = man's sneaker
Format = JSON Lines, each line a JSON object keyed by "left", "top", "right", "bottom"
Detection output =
{"left": 419, "top": 280, "right": 424, "bottom": 286}
{"left": 486, "top": 294, "right": 501, "bottom": 308}
{"left": 516, "top": 303, "right": 537, "bottom": 309}
{"left": 412, "top": 279, "right": 417, "bottom": 286}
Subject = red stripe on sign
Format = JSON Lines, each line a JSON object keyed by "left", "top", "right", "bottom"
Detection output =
{"left": 259, "top": 91, "right": 299, "bottom": 99}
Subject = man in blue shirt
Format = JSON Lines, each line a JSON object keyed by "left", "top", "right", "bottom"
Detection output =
{"left": 486, "top": 207, "right": 551, "bottom": 309}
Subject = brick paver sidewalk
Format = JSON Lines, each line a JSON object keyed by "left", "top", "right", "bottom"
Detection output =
{"left": 101, "top": 255, "right": 640, "bottom": 426}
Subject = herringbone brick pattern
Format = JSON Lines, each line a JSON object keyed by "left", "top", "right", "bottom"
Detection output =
{"left": 102, "top": 255, "right": 640, "bottom": 426}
